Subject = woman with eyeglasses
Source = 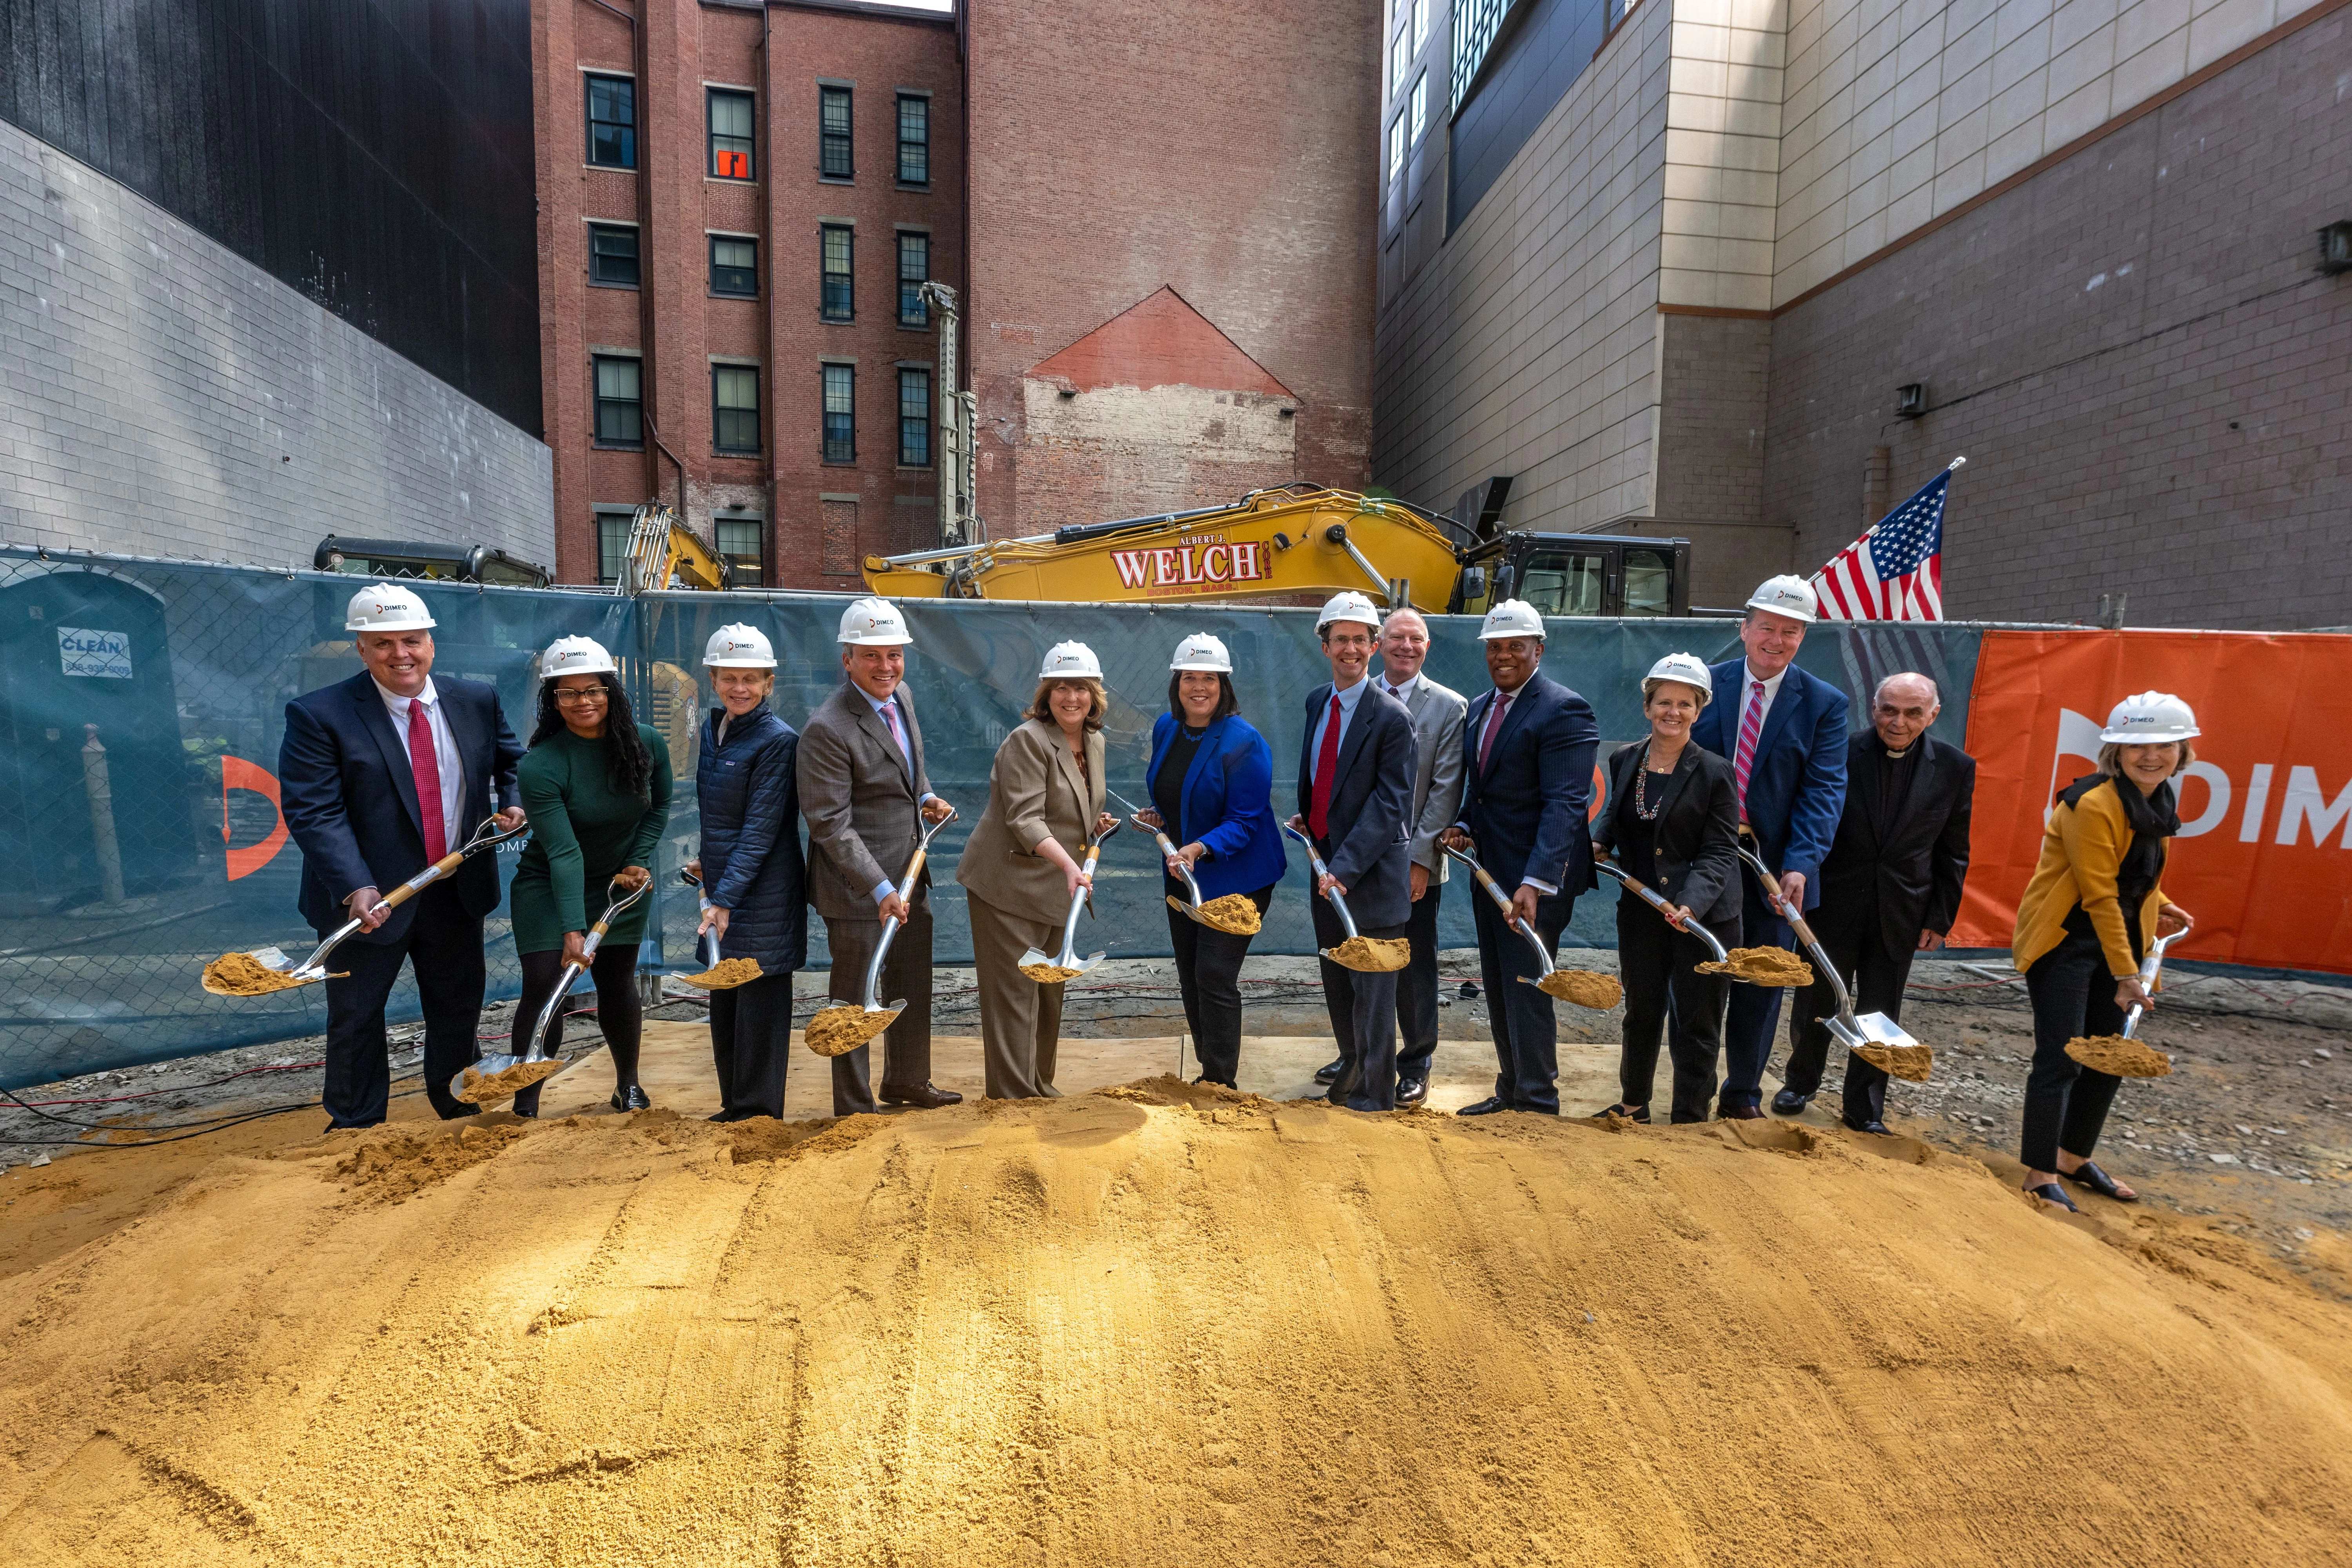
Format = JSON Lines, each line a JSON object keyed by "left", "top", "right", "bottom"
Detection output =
{"left": 503, "top": 636, "right": 673, "bottom": 1116}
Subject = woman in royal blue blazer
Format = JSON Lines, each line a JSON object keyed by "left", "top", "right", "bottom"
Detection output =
{"left": 1135, "top": 633, "right": 1287, "bottom": 1089}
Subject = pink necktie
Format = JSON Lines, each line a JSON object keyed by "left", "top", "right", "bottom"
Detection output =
{"left": 881, "top": 699, "right": 909, "bottom": 769}
{"left": 1477, "top": 691, "right": 1512, "bottom": 774}
{"left": 1733, "top": 680, "right": 1765, "bottom": 822}
{"left": 1308, "top": 695, "right": 1342, "bottom": 840}
{"left": 408, "top": 699, "right": 447, "bottom": 861}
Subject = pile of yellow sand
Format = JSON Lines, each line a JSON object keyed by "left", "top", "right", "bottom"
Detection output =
{"left": 200, "top": 951, "right": 305, "bottom": 995}
{"left": 3, "top": 1083, "right": 2349, "bottom": 1564}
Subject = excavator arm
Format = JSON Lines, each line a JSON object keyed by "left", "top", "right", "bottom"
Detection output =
{"left": 862, "top": 487, "right": 1465, "bottom": 613}
{"left": 619, "top": 504, "right": 731, "bottom": 594}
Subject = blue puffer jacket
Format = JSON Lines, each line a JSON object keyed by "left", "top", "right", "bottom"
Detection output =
{"left": 697, "top": 706, "right": 808, "bottom": 973}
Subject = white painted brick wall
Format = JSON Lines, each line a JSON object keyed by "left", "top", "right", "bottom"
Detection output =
{"left": 0, "top": 120, "right": 554, "bottom": 573}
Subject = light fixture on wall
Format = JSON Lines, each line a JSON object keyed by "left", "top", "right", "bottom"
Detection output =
{"left": 2318, "top": 220, "right": 2352, "bottom": 274}
{"left": 1895, "top": 383, "right": 1928, "bottom": 419}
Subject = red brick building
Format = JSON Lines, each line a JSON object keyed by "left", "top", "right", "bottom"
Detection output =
{"left": 534, "top": 0, "right": 1381, "bottom": 588}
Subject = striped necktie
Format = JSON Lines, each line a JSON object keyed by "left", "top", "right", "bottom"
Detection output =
{"left": 1733, "top": 680, "right": 1766, "bottom": 821}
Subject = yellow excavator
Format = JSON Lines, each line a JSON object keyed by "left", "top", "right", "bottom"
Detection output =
{"left": 618, "top": 503, "right": 732, "bottom": 594}
{"left": 862, "top": 483, "right": 1688, "bottom": 618}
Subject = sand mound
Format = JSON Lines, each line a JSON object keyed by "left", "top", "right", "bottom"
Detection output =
{"left": 2067, "top": 1034, "right": 2174, "bottom": 1077}
{"left": 803, "top": 1004, "right": 896, "bottom": 1056}
{"left": 1321, "top": 935, "right": 1410, "bottom": 971}
{"left": 1536, "top": 968, "right": 1622, "bottom": 1009}
{"left": 1172, "top": 893, "right": 1263, "bottom": 935}
{"left": 200, "top": 951, "right": 307, "bottom": 995}
{"left": 1699, "top": 945, "right": 1815, "bottom": 985}
{"left": 676, "top": 957, "right": 761, "bottom": 990}
{"left": 1018, "top": 961, "right": 1085, "bottom": 984}
{"left": 5, "top": 1083, "right": 2351, "bottom": 1565}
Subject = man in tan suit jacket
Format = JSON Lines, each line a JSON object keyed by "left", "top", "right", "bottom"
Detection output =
{"left": 797, "top": 598, "right": 960, "bottom": 1113}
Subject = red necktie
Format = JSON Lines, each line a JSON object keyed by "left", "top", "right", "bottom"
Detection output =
{"left": 1477, "top": 690, "right": 1512, "bottom": 774}
{"left": 1733, "top": 679, "right": 1765, "bottom": 823}
{"left": 408, "top": 698, "right": 448, "bottom": 861}
{"left": 1308, "top": 694, "right": 1342, "bottom": 840}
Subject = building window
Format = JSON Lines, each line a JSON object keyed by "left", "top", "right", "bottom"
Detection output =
{"left": 714, "top": 515, "right": 764, "bottom": 587}
{"left": 1410, "top": 73, "right": 1427, "bottom": 142}
{"left": 595, "top": 511, "right": 634, "bottom": 585}
{"left": 1453, "top": 0, "right": 1511, "bottom": 113}
{"left": 588, "top": 223, "right": 639, "bottom": 287}
{"left": 820, "top": 86, "right": 853, "bottom": 178}
{"left": 897, "top": 94, "right": 929, "bottom": 185}
{"left": 586, "top": 75, "right": 635, "bottom": 168}
{"left": 1412, "top": 0, "right": 1428, "bottom": 49}
{"left": 898, "top": 233, "right": 929, "bottom": 327}
{"left": 713, "top": 365, "right": 760, "bottom": 454}
{"left": 898, "top": 368, "right": 931, "bottom": 466}
{"left": 708, "top": 89, "right": 755, "bottom": 180}
{"left": 593, "top": 356, "right": 642, "bottom": 447}
{"left": 1388, "top": 116, "right": 1404, "bottom": 180}
{"left": 1391, "top": 28, "right": 1409, "bottom": 97}
{"left": 710, "top": 235, "right": 757, "bottom": 297}
{"left": 821, "top": 225, "right": 853, "bottom": 320}
{"left": 822, "top": 364, "right": 855, "bottom": 462}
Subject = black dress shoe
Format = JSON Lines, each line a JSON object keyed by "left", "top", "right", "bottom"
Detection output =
{"left": 1457, "top": 1095, "right": 1508, "bottom": 1116}
{"left": 1313, "top": 1057, "right": 1346, "bottom": 1085}
{"left": 880, "top": 1081, "right": 962, "bottom": 1109}
{"left": 1842, "top": 1117, "right": 1891, "bottom": 1135}
{"left": 611, "top": 1085, "right": 652, "bottom": 1113}
{"left": 1719, "top": 1103, "right": 1765, "bottom": 1120}
{"left": 1396, "top": 1076, "right": 1428, "bottom": 1106}
{"left": 1770, "top": 1088, "right": 1811, "bottom": 1115}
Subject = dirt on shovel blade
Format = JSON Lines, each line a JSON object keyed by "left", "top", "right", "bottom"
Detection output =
{"left": 1699, "top": 946, "right": 1815, "bottom": 986}
{"left": 1853, "top": 1040, "right": 1935, "bottom": 1082}
{"left": 1322, "top": 936, "right": 1410, "bottom": 973}
{"left": 2066, "top": 1034, "right": 2174, "bottom": 1077}
{"left": 1019, "top": 962, "right": 1085, "bottom": 984}
{"left": 679, "top": 957, "right": 762, "bottom": 990}
{"left": 1173, "top": 893, "right": 1263, "bottom": 935}
{"left": 202, "top": 951, "right": 307, "bottom": 995}
{"left": 1536, "top": 969, "right": 1622, "bottom": 1009}
{"left": 456, "top": 1056, "right": 568, "bottom": 1104}
{"left": 806, "top": 1005, "right": 897, "bottom": 1056}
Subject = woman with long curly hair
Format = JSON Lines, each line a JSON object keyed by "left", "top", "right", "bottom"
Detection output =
{"left": 504, "top": 636, "right": 672, "bottom": 1116}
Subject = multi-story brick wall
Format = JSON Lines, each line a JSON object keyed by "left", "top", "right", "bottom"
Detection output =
{"left": 0, "top": 120, "right": 553, "bottom": 571}
{"left": 1765, "top": 9, "right": 2352, "bottom": 628}
{"left": 534, "top": 0, "right": 965, "bottom": 586}
{"left": 965, "top": 0, "right": 1381, "bottom": 537}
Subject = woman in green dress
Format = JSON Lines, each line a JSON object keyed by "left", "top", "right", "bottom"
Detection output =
{"left": 507, "top": 635, "right": 672, "bottom": 1116}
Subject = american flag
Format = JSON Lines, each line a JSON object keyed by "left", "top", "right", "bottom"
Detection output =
{"left": 1811, "top": 458, "right": 1961, "bottom": 622}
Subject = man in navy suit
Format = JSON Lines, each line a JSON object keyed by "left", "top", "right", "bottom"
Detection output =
{"left": 279, "top": 582, "right": 526, "bottom": 1129}
{"left": 1441, "top": 598, "right": 1601, "bottom": 1116}
{"left": 1689, "top": 574, "right": 1849, "bottom": 1118}
{"left": 1289, "top": 592, "right": 1418, "bottom": 1112}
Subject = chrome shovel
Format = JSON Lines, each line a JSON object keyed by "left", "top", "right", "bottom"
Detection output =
{"left": 452, "top": 875, "right": 651, "bottom": 1104}
{"left": 1735, "top": 842, "right": 1931, "bottom": 1079}
{"left": 1281, "top": 822, "right": 1408, "bottom": 973}
{"left": 1018, "top": 819, "right": 1120, "bottom": 983}
{"left": 1443, "top": 842, "right": 1620, "bottom": 1005}
{"left": 805, "top": 805, "right": 958, "bottom": 1054}
{"left": 1107, "top": 787, "right": 1217, "bottom": 928}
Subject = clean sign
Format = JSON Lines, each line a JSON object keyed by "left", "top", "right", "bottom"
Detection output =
{"left": 58, "top": 627, "right": 132, "bottom": 678}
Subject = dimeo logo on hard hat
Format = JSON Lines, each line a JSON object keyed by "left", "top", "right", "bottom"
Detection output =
{"left": 1110, "top": 535, "right": 1270, "bottom": 595}
{"left": 2043, "top": 706, "right": 2350, "bottom": 846}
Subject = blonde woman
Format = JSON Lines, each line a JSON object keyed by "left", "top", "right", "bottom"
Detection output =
{"left": 2011, "top": 692, "right": 2198, "bottom": 1211}
{"left": 956, "top": 642, "right": 1118, "bottom": 1098}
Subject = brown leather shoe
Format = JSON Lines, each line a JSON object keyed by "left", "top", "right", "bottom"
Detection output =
{"left": 879, "top": 1080, "right": 962, "bottom": 1109}
{"left": 1719, "top": 1103, "right": 1765, "bottom": 1120}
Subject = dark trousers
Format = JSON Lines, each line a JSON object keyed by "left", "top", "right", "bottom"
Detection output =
{"left": 1167, "top": 878, "right": 1272, "bottom": 1089}
{"left": 512, "top": 941, "right": 643, "bottom": 1117}
{"left": 1310, "top": 894, "right": 1405, "bottom": 1112}
{"left": 1615, "top": 897, "right": 1738, "bottom": 1123}
{"left": 1785, "top": 908, "right": 1913, "bottom": 1126}
{"left": 2020, "top": 933, "right": 2127, "bottom": 1172}
{"left": 710, "top": 967, "right": 795, "bottom": 1120}
{"left": 320, "top": 879, "right": 487, "bottom": 1128}
{"left": 822, "top": 898, "right": 933, "bottom": 1116}
{"left": 1720, "top": 875, "right": 1793, "bottom": 1112}
{"left": 1470, "top": 885, "right": 1573, "bottom": 1114}
{"left": 1394, "top": 876, "right": 1445, "bottom": 1080}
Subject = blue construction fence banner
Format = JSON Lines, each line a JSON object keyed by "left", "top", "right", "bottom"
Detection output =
{"left": 0, "top": 548, "right": 1987, "bottom": 1088}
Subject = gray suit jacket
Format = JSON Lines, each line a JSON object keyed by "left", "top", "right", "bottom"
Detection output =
{"left": 1385, "top": 671, "right": 1466, "bottom": 882}
{"left": 797, "top": 679, "right": 934, "bottom": 921}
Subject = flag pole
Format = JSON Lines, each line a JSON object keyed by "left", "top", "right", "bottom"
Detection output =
{"left": 1947, "top": 455, "right": 1967, "bottom": 472}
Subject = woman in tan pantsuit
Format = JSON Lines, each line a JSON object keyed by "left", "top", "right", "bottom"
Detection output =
{"left": 957, "top": 641, "right": 1117, "bottom": 1099}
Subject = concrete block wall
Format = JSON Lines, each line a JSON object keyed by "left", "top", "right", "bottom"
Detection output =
{"left": 0, "top": 121, "right": 554, "bottom": 572}
{"left": 1659, "top": 0, "right": 1791, "bottom": 310}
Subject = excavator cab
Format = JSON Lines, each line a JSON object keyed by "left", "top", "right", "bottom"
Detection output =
{"left": 1449, "top": 534, "right": 1689, "bottom": 618}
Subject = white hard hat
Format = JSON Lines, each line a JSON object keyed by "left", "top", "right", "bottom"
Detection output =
{"left": 2100, "top": 691, "right": 2200, "bottom": 744}
{"left": 1744, "top": 574, "right": 1819, "bottom": 623}
{"left": 1040, "top": 641, "right": 1103, "bottom": 680}
{"left": 1316, "top": 591, "right": 1383, "bottom": 632}
{"left": 1643, "top": 652, "right": 1714, "bottom": 701}
{"left": 703, "top": 622, "right": 776, "bottom": 669}
{"left": 1477, "top": 598, "right": 1546, "bottom": 640}
{"left": 1170, "top": 632, "right": 1233, "bottom": 673}
{"left": 838, "top": 596, "right": 912, "bottom": 646}
{"left": 541, "top": 635, "right": 617, "bottom": 679}
{"left": 344, "top": 581, "right": 436, "bottom": 633}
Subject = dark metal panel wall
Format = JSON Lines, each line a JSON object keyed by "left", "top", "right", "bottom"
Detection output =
{"left": 1446, "top": 0, "right": 1613, "bottom": 235}
{"left": 0, "top": 0, "right": 541, "bottom": 437}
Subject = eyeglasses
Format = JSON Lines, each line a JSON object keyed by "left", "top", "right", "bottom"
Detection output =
{"left": 554, "top": 688, "right": 610, "bottom": 704}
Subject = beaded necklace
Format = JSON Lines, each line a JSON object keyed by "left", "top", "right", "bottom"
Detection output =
{"left": 1632, "top": 742, "right": 1677, "bottom": 820}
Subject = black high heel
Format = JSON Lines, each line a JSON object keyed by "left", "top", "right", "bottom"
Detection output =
{"left": 610, "top": 1085, "right": 652, "bottom": 1112}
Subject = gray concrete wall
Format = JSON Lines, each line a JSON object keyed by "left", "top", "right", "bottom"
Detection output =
{"left": 0, "top": 122, "right": 554, "bottom": 573}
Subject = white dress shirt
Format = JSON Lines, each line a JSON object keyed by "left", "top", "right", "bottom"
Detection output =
{"left": 1737, "top": 661, "right": 1789, "bottom": 745}
{"left": 375, "top": 676, "right": 466, "bottom": 835}
{"left": 1380, "top": 670, "right": 1422, "bottom": 706}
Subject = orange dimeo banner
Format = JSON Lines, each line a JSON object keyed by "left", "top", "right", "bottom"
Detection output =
{"left": 1952, "top": 629, "right": 2352, "bottom": 974}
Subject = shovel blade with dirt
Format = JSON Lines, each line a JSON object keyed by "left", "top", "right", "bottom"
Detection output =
{"left": 2065, "top": 924, "right": 2185, "bottom": 1078}
{"left": 806, "top": 808, "right": 956, "bottom": 1054}
{"left": 1442, "top": 841, "right": 1620, "bottom": 1007}
{"left": 1018, "top": 819, "right": 1116, "bottom": 984}
{"left": 203, "top": 815, "right": 530, "bottom": 996}
{"left": 1734, "top": 842, "right": 1929, "bottom": 1080}
{"left": 453, "top": 874, "right": 650, "bottom": 1105}
{"left": 1281, "top": 823, "right": 1410, "bottom": 973}
{"left": 672, "top": 869, "right": 761, "bottom": 991}
{"left": 1105, "top": 788, "right": 1263, "bottom": 936}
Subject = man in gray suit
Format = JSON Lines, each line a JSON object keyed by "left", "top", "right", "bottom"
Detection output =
{"left": 797, "top": 597, "right": 962, "bottom": 1114}
{"left": 1317, "top": 607, "right": 1467, "bottom": 1105}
